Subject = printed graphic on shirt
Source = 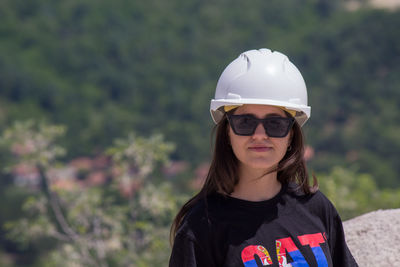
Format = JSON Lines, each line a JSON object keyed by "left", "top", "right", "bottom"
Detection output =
{"left": 241, "top": 232, "right": 328, "bottom": 267}
{"left": 276, "top": 237, "right": 308, "bottom": 266}
{"left": 241, "top": 245, "right": 273, "bottom": 266}
{"left": 298, "top": 233, "right": 328, "bottom": 267}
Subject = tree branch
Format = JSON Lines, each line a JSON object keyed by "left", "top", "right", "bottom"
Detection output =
{"left": 37, "top": 164, "right": 79, "bottom": 241}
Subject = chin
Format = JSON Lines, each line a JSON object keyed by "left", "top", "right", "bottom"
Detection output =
{"left": 243, "top": 160, "right": 278, "bottom": 171}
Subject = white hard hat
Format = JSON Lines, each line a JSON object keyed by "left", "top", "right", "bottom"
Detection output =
{"left": 210, "top": 48, "right": 311, "bottom": 126}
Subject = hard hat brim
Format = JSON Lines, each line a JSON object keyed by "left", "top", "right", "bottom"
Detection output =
{"left": 210, "top": 98, "right": 311, "bottom": 126}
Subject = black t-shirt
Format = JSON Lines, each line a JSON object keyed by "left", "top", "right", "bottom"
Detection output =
{"left": 169, "top": 184, "right": 358, "bottom": 266}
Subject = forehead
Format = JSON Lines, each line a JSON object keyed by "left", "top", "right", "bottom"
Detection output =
{"left": 233, "top": 104, "right": 286, "bottom": 117}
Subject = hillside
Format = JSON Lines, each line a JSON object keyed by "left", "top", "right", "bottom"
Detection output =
{"left": 0, "top": 1, "right": 399, "bottom": 186}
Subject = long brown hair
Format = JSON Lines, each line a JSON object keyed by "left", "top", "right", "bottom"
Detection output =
{"left": 170, "top": 112, "right": 317, "bottom": 243}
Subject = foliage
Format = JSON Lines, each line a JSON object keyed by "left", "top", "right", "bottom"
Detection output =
{"left": 301, "top": 8, "right": 400, "bottom": 187}
{"left": 0, "top": 120, "right": 65, "bottom": 168}
{"left": 318, "top": 167, "right": 400, "bottom": 220}
{"left": 1, "top": 121, "right": 182, "bottom": 266}
{"left": 0, "top": 0, "right": 398, "bottom": 189}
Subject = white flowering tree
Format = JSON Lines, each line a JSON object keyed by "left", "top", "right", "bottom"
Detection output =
{"left": 1, "top": 121, "right": 181, "bottom": 266}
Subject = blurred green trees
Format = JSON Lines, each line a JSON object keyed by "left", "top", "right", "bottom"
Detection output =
{"left": 1, "top": 121, "right": 399, "bottom": 265}
{"left": 318, "top": 167, "right": 400, "bottom": 220}
{"left": 1, "top": 121, "right": 181, "bottom": 266}
{"left": 0, "top": 0, "right": 398, "bottom": 188}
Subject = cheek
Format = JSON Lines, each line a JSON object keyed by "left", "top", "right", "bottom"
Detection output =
{"left": 286, "top": 136, "right": 292, "bottom": 148}
{"left": 279, "top": 136, "right": 292, "bottom": 157}
{"left": 280, "top": 130, "right": 293, "bottom": 151}
{"left": 281, "top": 135, "right": 291, "bottom": 149}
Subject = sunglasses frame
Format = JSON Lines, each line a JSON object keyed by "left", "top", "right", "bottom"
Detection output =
{"left": 227, "top": 113, "right": 295, "bottom": 138}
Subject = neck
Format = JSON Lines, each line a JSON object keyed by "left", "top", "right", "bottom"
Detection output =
{"left": 230, "top": 165, "right": 282, "bottom": 201}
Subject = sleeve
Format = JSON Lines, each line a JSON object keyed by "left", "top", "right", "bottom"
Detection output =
{"left": 169, "top": 232, "right": 215, "bottom": 267}
{"left": 327, "top": 204, "right": 359, "bottom": 266}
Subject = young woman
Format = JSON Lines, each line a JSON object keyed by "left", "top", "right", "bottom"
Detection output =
{"left": 169, "top": 49, "right": 357, "bottom": 266}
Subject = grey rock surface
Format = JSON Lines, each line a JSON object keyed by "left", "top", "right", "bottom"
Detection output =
{"left": 343, "top": 209, "right": 400, "bottom": 266}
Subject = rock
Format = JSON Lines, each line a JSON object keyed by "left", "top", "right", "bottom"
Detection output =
{"left": 343, "top": 209, "right": 400, "bottom": 266}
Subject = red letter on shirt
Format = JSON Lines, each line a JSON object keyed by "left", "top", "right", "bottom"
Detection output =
{"left": 298, "top": 233, "right": 328, "bottom": 267}
{"left": 241, "top": 245, "right": 273, "bottom": 266}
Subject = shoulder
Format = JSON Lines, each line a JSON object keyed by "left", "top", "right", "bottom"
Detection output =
{"left": 172, "top": 194, "right": 223, "bottom": 265}
{"left": 175, "top": 194, "right": 217, "bottom": 241}
{"left": 307, "top": 190, "right": 338, "bottom": 214}
{"left": 170, "top": 195, "right": 218, "bottom": 267}
{"left": 302, "top": 190, "right": 335, "bottom": 208}
{"left": 285, "top": 185, "right": 340, "bottom": 221}
{"left": 287, "top": 184, "right": 335, "bottom": 208}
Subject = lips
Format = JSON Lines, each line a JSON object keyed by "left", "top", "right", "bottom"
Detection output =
{"left": 248, "top": 145, "right": 272, "bottom": 152}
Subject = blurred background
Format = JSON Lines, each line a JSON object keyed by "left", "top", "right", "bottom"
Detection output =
{"left": 0, "top": 0, "right": 399, "bottom": 266}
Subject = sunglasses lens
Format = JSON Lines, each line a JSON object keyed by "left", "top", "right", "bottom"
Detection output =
{"left": 229, "top": 115, "right": 258, "bottom": 135}
{"left": 228, "top": 114, "right": 294, "bottom": 137}
{"left": 263, "top": 117, "right": 293, "bottom": 137}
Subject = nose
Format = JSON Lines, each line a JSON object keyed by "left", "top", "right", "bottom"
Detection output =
{"left": 252, "top": 122, "right": 268, "bottom": 139}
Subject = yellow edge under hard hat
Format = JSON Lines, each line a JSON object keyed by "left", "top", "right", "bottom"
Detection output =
{"left": 223, "top": 105, "right": 296, "bottom": 117}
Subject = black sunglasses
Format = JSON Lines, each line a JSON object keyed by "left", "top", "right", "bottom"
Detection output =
{"left": 227, "top": 114, "right": 295, "bottom": 137}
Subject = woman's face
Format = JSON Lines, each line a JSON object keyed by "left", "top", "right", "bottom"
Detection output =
{"left": 228, "top": 104, "right": 292, "bottom": 173}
